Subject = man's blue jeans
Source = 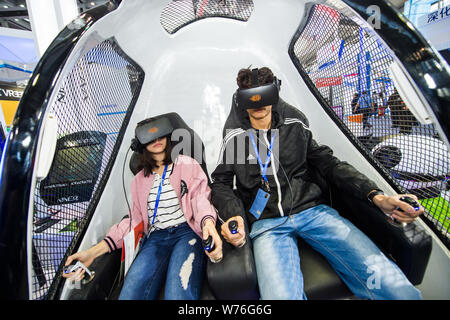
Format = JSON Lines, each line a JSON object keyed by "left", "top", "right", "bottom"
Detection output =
{"left": 249, "top": 205, "right": 422, "bottom": 300}
{"left": 119, "top": 222, "right": 206, "bottom": 300}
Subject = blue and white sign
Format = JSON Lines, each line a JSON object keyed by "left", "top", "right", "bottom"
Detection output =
{"left": 417, "top": 4, "right": 450, "bottom": 52}
{"left": 425, "top": 5, "right": 450, "bottom": 25}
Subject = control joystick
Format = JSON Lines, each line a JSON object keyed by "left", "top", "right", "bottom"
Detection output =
{"left": 388, "top": 196, "right": 421, "bottom": 227}
{"left": 63, "top": 260, "right": 95, "bottom": 284}
{"left": 398, "top": 196, "right": 420, "bottom": 212}
{"left": 228, "top": 220, "right": 238, "bottom": 234}
{"left": 203, "top": 235, "right": 223, "bottom": 263}
{"left": 228, "top": 220, "right": 246, "bottom": 248}
{"left": 202, "top": 236, "right": 215, "bottom": 253}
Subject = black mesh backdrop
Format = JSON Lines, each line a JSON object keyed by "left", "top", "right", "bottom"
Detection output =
{"left": 160, "top": 0, "right": 254, "bottom": 34}
{"left": 31, "top": 38, "right": 144, "bottom": 299}
{"left": 291, "top": 5, "right": 449, "bottom": 241}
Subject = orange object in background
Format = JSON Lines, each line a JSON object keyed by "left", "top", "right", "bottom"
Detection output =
{"left": 1, "top": 100, "right": 19, "bottom": 126}
{"left": 348, "top": 114, "right": 363, "bottom": 123}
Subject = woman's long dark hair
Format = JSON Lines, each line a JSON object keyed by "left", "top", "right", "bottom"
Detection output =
{"left": 139, "top": 135, "right": 174, "bottom": 177}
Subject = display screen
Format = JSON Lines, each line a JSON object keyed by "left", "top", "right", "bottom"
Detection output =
{"left": 40, "top": 131, "right": 107, "bottom": 206}
{"left": 48, "top": 144, "right": 102, "bottom": 185}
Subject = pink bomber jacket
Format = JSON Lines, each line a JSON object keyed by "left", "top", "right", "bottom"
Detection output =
{"left": 104, "top": 154, "right": 217, "bottom": 252}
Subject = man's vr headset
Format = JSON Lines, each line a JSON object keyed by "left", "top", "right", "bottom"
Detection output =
{"left": 236, "top": 68, "right": 281, "bottom": 110}
{"left": 131, "top": 117, "right": 174, "bottom": 153}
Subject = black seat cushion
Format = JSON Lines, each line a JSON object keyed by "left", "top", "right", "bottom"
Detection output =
{"left": 299, "top": 238, "right": 353, "bottom": 300}
{"left": 206, "top": 235, "right": 260, "bottom": 300}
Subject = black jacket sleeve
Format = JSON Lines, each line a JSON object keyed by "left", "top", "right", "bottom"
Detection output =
{"left": 305, "top": 130, "right": 380, "bottom": 200}
{"left": 210, "top": 139, "right": 246, "bottom": 222}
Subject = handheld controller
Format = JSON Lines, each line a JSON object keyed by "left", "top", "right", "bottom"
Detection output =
{"left": 202, "top": 236, "right": 215, "bottom": 253}
{"left": 388, "top": 196, "right": 421, "bottom": 227}
{"left": 228, "top": 220, "right": 246, "bottom": 248}
{"left": 398, "top": 196, "right": 420, "bottom": 212}
{"left": 228, "top": 220, "right": 238, "bottom": 234}
{"left": 63, "top": 260, "right": 95, "bottom": 284}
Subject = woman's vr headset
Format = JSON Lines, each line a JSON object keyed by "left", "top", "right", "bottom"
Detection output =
{"left": 236, "top": 68, "right": 281, "bottom": 110}
{"left": 130, "top": 117, "right": 174, "bottom": 153}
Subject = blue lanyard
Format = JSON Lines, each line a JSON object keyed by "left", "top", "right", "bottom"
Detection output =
{"left": 249, "top": 131, "right": 276, "bottom": 184}
{"left": 151, "top": 164, "right": 169, "bottom": 225}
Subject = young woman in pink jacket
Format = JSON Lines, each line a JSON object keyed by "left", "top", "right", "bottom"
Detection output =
{"left": 62, "top": 117, "right": 223, "bottom": 299}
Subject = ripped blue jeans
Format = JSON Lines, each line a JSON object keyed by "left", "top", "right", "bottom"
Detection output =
{"left": 119, "top": 222, "right": 206, "bottom": 300}
{"left": 249, "top": 205, "right": 422, "bottom": 300}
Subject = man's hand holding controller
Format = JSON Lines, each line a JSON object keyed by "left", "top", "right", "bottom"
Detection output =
{"left": 221, "top": 216, "right": 246, "bottom": 248}
{"left": 372, "top": 193, "right": 424, "bottom": 224}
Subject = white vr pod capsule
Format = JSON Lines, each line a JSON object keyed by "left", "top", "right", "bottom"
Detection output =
{"left": 0, "top": 0, "right": 448, "bottom": 301}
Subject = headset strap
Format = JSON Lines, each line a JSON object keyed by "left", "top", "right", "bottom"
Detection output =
{"left": 251, "top": 68, "right": 259, "bottom": 87}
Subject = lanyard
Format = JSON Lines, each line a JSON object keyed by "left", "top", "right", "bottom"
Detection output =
{"left": 249, "top": 130, "right": 276, "bottom": 184}
{"left": 151, "top": 163, "right": 169, "bottom": 225}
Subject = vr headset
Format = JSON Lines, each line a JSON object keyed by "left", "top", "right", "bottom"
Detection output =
{"left": 131, "top": 116, "right": 174, "bottom": 153}
{"left": 235, "top": 68, "right": 281, "bottom": 110}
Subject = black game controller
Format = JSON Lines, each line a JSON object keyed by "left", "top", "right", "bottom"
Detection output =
{"left": 228, "top": 220, "right": 238, "bottom": 234}
{"left": 229, "top": 220, "right": 246, "bottom": 248}
{"left": 202, "top": 236, "right": 215, "bottom": 252}
{"left": 388, "top": 196, "right": 421, "bottom": 227}
{"left": 202, "top": 235, "right": 223, "bottom": 263}
{"left": 398, "top": 196, "right": 420, "bottom": 212}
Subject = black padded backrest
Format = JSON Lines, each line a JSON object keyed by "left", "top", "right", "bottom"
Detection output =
{"left": 129, "top": 112, "right": 209, "bottom": 181}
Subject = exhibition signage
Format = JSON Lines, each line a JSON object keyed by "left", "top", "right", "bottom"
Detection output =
{"left": 316, "top": 76, "right": 342, "bottom": 88}
{"left": 0, "top": 83, "right": 24, "bottom": 127}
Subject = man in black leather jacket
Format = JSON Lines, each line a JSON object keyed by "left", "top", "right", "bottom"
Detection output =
{"left": 210, "top": 67, "right": 423, "bottom": 300}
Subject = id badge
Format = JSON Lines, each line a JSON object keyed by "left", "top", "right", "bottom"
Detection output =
{"left": 249, "top": 188, "right": 270, "bottom": 220}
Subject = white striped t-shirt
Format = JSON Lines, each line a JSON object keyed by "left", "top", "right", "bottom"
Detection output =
{"left": 147, "top": 164, "right": 186, "bottom": 233}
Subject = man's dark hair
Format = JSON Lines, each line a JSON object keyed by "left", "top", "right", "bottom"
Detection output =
{"left": 236, "top": 67, "right": 274, "bottom": 89}
{"left": 138, "top": 135, "right": 174, "bottom": 177}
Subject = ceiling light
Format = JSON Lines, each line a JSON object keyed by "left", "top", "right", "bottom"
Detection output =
{"left": 90, "top": 2, "right": 95, "bottom": 5}
{"left": 20, "top": 4, "right": 25, "bottom": 8}
{"left": 3, "top": 5, "right": 8, "bottom": 8}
